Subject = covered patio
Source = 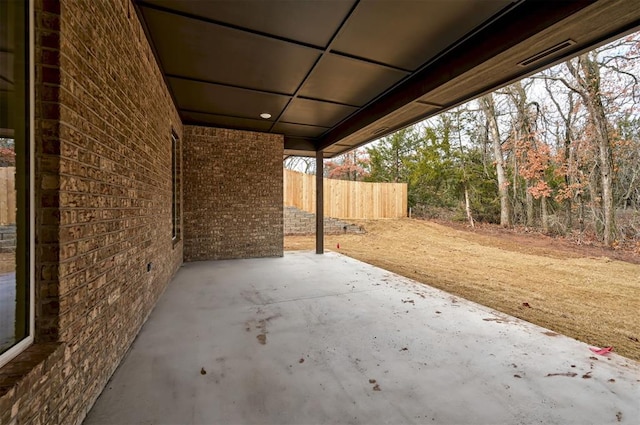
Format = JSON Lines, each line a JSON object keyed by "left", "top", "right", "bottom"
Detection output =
{"left": 84, "top": 251, "right": 640, "bottom": 425}
{"left": 4, "top": 1, "right": 640, "bottom": 423}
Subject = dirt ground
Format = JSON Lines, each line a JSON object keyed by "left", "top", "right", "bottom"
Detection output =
{"left": 285, "top": 218, "right": 640, "bottom": 362}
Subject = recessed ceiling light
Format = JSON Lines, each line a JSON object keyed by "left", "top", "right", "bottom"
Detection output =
{"left": 260, "top": 113, "right": 272, "bottom": 119}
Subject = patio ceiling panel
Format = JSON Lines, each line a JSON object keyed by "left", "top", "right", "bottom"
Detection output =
{"left": 138, "top": 6, "right": 321, "bottom": 94}
{"left": 169, "top": 77, "right": 291, "bottom": 122}
{"left": 280, "top": 98, "right": 358, "bottom": 129}
{"left": 329, "top": 0, "right": 512, "bottom": 71}
{"left": 135, "top": 0, "right": 640, "bottom": 157}
{"left": 297, "top": 53, "right": 409, "bottom": 107}
{"left": 143, "top": 0, "right": 355, "bottom": 47}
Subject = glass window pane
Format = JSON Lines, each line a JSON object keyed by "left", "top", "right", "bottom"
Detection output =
{"left": 0, "top": 0, "right": 29, "bottom": 355}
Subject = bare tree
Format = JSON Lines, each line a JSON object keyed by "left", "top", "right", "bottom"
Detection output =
{"left": 453, "top": 110, "right": 475, "bottom": 228}
{"left": 480, "top": 93, "right": 511, "bottom": 227}
{"left": 563, "top": 53, "right": 616, "bottom": 245}
{"left": 542, "top": 75, "right": 583, "bottom": 232}
{"left": 283, "top": 156, "right": 315, "bottom": 174}
{"left": 505, "top": 80, "right": 539, "bottom": 227}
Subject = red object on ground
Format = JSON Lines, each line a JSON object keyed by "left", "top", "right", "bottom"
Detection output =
{"left": 337, "top": 243, "right": 340, "bottom": 249}
{"left": 589, "top": 346, "right": 614, "bottom": 355}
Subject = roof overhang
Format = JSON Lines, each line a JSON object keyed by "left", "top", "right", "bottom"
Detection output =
{"left": 134, "top": 0, "right": 640, "bottom": 158}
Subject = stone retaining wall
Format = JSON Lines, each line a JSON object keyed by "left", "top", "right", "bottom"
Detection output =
{"left": 284, "top": 206, "right": 364, "bottom": 235}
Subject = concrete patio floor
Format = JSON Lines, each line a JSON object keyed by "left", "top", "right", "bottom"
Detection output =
{"left": 84, "top": 251, "right": 640, "bottom": 425}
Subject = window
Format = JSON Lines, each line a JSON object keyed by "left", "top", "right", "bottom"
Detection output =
{"left": 171, "top": 132, "right": 180, "bottom": 242}
{"left": 0, "top": 0, "right": 33, "bottom": 366}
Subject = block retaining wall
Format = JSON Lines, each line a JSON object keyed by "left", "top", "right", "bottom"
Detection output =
{"left": 284, "top": 206, "right": 364, "bottom": 235}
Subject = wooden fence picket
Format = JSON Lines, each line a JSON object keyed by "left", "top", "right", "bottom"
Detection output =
{"left": 283, "top": 168, "right": 407, "bottom": 219}
{"left": 0, "top": 167, "right": 15, "bottom": 225}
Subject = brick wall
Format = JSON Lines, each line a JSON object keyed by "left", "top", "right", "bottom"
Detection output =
{"left": 0, "top": 0, "right": 183, "bottom": 423}
{"left": 183, "top": 126, "right": 283, "bottom": 261}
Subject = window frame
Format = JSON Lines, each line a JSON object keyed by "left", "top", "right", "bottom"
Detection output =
{"left": 171, "top": 131, "right": 181, "bottom": 244}
{"left": 0, "top": 0, "right": 35, "bottom": 368}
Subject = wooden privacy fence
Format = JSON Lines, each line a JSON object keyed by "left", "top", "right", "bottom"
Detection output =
{"left": 0, "top": 167, "right": 15, "bottom": 225}
{"left": 284, "top": 168, "right": 407, "bottom": 219}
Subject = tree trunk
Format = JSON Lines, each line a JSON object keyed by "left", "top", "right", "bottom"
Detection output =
{"left": 545, "top": 76, "right": 575, "bottom": 234}
{"left": 526, "top": 187, "right": 534, "bottom": 227}
{"left": 567, "top": 54, "right": 616, "bottom": 245}
{"left": 541, "top": 196, "right": 549, "bottom": 233}
{"left": 464, "top": 186, "right": 475, "bottom": 228}
{"left": 578, "top": 192, "right": 585, "bottom": 233}
{"left": 581, "top": 61, "right": 615, "bottom": 244}
{"left": 594, "top": 115, "right": 615, "bottom": 245}
{"left": 564, "top": 135, "right": 573, "bottom": 231}
{"left": 480, "top": 94, "right": 511, "bottom": 226}
{"left": 455, "top": 112, "right": 474, "bottom": 229}
{"left": 394, "top": 149, "right": 399, "bottom": 183}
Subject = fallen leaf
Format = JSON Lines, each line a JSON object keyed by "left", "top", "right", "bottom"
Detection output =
{"left": 200, "top": 367, "right": 207, "bottom": 375}
{"left": 522, "top": 302, "right": 531, "bottom": 308}
{"left": 299, "top": 358, "right": 304, "bottom": 364}
{"left": 373, "top": 384, "right": 381, "bottom": 391}
{"left": 369, "top": 379, "right": 376, "bottom": 384}
{"left": 589, "top": 346, "right": 613, "bottom": 356}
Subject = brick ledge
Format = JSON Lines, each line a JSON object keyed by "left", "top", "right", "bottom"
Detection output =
{"left": 0, "top": 342, "right": 65, "bottom": 414}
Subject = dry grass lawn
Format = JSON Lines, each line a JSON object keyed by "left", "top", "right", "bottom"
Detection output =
{"left": 285, "top": 218, "right": 640, "bottom": 362}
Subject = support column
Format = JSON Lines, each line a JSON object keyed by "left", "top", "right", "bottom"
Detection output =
{"left": 315, "top": 150, "right": 324, "bottom": 254}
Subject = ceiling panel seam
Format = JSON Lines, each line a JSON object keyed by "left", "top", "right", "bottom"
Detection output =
{"left": 296, "top": 96, "right": 359, "bottom": 108}
{"left": 278, "top": 122, "right": 331, "bottom": 129}
{"left": 139, "top": 1, "right": 415, "bottom": 85}
{"left": 166, "top": 74, "right": 293, "bottom": 98}
{"left": 267, "top": 0, "right": 362, "bottom": 136}
{"left": 136, "top": 0, "right": 325, "bottom": 51}
{"left": 328, "top": 50, "right": 412, "bottom": 74}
